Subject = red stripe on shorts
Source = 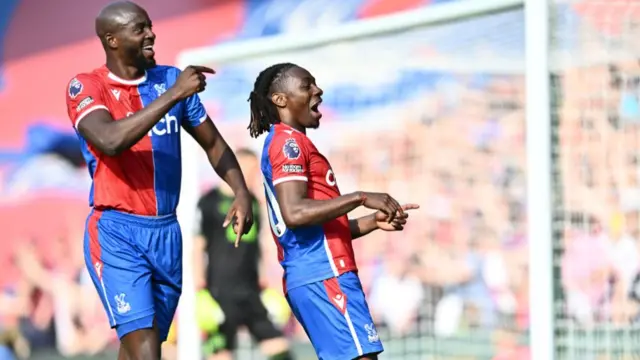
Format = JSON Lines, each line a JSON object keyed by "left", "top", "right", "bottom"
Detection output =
{"left": 323, "top": 277, "right": 347, "bottom": 315}
{"left": 88, "top": 210, "right": 104, "bottom": 280}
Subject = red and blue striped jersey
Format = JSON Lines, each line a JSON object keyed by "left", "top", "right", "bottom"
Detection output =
{"left": 261, "top": 123, "right": 358, "bottom": 293}
{"left": 65, "top": 65, "right": 207, "bottom": 216}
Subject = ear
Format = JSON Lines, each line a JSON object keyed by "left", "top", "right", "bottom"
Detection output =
{"left": 271, "top": 92, "right": 286, "bottom": 108}
{"left": 105, "top": 33, "right": 118, "bottom": 50}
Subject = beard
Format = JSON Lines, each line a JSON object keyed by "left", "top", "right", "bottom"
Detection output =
{"left": 123, "top": 46, "right": 156, "bottom": 70}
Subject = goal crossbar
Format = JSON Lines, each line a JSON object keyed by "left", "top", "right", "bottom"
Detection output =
{"left": 177, "top": 0, "right": 524, "bottom": 66}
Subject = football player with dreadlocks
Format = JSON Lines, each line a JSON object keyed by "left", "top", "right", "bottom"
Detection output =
{"left": 247, "top": 63, "right": 419, "bottom": 360}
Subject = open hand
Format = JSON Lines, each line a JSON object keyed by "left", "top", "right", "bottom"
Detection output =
{"left": 222, "top": 192, "right": 254, "bottom": 247}
{"left": 375, "top": 204, "right": 420, "bottom": 231}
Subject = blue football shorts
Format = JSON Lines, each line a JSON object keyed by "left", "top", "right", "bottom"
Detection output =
{"left": 83, "top": 209, "right": 182, "bottom": 341}
{"left": 286, "top": 271, "right": 384, "bottom": 360}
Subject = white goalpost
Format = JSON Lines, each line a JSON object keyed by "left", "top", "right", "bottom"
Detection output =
{"left": 174, "top": 0, "right": 558, "bottom": 359}
{"left": 525, "top": 0, "right": 554, "bottom": 359}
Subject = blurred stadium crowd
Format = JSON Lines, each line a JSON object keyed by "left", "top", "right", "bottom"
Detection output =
{"left": 0, "top": 0, "right": 639, "bottom": 359}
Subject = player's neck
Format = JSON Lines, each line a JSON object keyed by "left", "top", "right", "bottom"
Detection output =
{"left": 280, "top": 120, "right": 306, "bottom": 134}
{"left": 106, "top": 58, "right": 146, "bottom": 80}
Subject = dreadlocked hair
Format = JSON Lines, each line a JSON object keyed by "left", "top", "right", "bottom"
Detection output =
{"left": 248, "top": 63, "right": 297, "bottom": 138}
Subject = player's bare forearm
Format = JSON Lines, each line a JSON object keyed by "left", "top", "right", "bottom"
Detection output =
{"left": 275, "top": 181, "right": 364, "bottom": 228}
{"left": 209, "top": 148, "right": 248, "bottom": 196}
{"left": 348, "top": 214, "right": 378, "bottom": 240}
{"left": 77, "top": 90, "right": 181, "bottom": 156}
{"left": 187, "top": 119, "right": 250, "bottom": 196}
{"left": 284, "top": 195, "right": 363, "bottom": 228}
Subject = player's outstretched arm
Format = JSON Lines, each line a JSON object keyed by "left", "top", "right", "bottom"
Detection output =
{"left": 349, "top": 203, "right": 420, "bottom": 240}
{"left": 185, "top": 118, "right": 253, "bottom": 246}
{"left": 275, "top": 181, "right": 365, "bottom": 228}
{"left": 186, "top": 118, "right": 250, "bottom": 198}
{"left": 75, "top": 66, "right": 213, "bottom": 156}
{"left": 270, "top": 134, "right": 403, "bottom": 228}
{"left": 77, "top": 90, "right": 181, "bottom": 156}
{"left": 275, "top": 181, "right": 405, "bottom": 229}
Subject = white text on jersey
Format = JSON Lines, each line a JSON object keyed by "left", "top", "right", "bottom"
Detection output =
{"left": 148, "top": 114, "right": 179, "bottom": 137}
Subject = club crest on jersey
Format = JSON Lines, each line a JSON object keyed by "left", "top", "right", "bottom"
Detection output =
{"left": 282, "top": 138, "right": 301, "bottom": 160}
{"left": 154, "top": 83, "right": 166, "bottom": 96}
{"left": 68, "top": 78, "right": 83, "bottom": 99}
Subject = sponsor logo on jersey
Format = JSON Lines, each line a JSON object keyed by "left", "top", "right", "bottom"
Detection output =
{"left": 148, "top": 113, "right": 179, "bottom": 137}
{"left": 326, "top": 169, "right": 336, "bottom": 186}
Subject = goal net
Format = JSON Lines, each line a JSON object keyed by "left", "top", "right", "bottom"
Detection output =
{"left": 550, "top": 0, "right": 640, "bottom": 359}
{"left": 177, "top": 0, "right": 526, "bottom": 359}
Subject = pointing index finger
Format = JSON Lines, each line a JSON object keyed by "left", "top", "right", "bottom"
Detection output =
{"left": 401, "top": 203, "right": 421, "bottom": 211}
{"left": 191, "top": 65, "right": 216, "bottom": 74}
{"left": 234, "top": 217, "right": 246, "bottom": 248}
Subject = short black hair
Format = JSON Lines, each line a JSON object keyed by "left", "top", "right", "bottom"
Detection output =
{"left": 95, "top": 1, "right": 143, "bottom": 47}
{"left": 247, "top": 63, "right": 297, "bottom": 138}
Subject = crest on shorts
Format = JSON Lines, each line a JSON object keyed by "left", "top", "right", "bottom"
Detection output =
{"left": 68, "top": 78, "right": 83, "bottom": 99}
{"left": 282, "top": 138, "right": 301, "bottom": 160}
{"left": 114, "top": 293, "right": 131, "bottom": 314}
{"left": 364, "top": 323, "right": 380, "bottom": 343}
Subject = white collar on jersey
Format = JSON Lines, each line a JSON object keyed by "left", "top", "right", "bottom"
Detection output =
{"left": 108, "top": 71, "right": 147, "bottom": 85}
{"left": 277, "top": 122, "right": 303, "bottom": 134}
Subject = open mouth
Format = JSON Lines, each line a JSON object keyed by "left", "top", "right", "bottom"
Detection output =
{"left": 310, "top": 99, "right": 323, "bottom": 118}
{"left": 142, "top": 44, "right": 155, "bottom": 56}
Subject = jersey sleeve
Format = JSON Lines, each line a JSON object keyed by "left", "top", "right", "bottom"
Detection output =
{"left": 167, "top": 67, "right": 207, "bottom": 128}
{"left": 268, "top": 133, "right": 310, "bottom": 185}
{"left": 170, "top": 66, "right": 207, "bottom": 127}
{"left": 183, "top": 93, "right": 208, "bottom": 128}
{"left": 65, "top": 74, "right": 109, "bottom": 129}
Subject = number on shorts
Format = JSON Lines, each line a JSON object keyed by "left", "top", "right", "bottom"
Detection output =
{"left": 263, "top": 177, "right": 287, "bottom": 237}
